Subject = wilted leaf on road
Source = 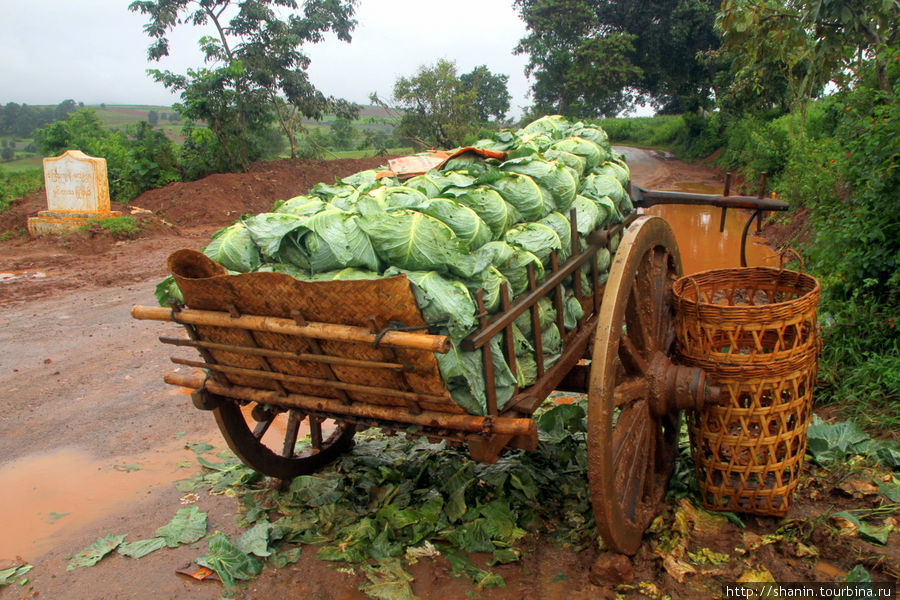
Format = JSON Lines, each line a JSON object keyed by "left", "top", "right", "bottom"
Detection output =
{"left": 236, "top": 520, "right": 276, "bottom": 557}
{"left": 737, "top": 565, "right": 775, "bottom": 583}
{"left": 687, "top": 547, "right": 730, "bottom": 565}
{"left": 196, "top": 532, "right": 263, "bottom": 588}
{"left": 156, "top": 506, "right": 207, "bottom": 547}
{"left": 359, "top": 559, "right": 419, "bottom": 600}
{"left": 837, "top": 479, "right": 879, "bottom": 497}
{"left": 118, "top": 537, "right": 167, "bottom": 559}
{"left": 663, "top": 554, "right": 697, "bottom": 583}
{"left": 0, "top": 563, "right": 33, "bottom": 586}
{"left": 67, "top": 534, "right": 127, "bottom": 570}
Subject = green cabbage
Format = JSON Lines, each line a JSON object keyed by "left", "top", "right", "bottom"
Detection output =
{"left": 203, "top": 222, "right": 261, "bottom": 273}
{"left": 241, "top": 212, "right": 309, "bottom": 259}
{"left": 475, "top": 241, "right": 546, "bottom": 296}
{"left": 384, "top": 268, "right": 477, "bottom": 343}
{"left": 499, "top": 157, "right": 577, "bottom": 212}
{"left": 504, "top": 222, "right": 563, "bottom": 266}
{"left": 488, "top": 171, "right": 547, "bottom": 221}
{"left": 450, "top": 186, "right": 517, "bottom": 239}
{"left": 463, "top": 265, "right": 509, "bottom": 314}
{"left": 591, "top": 161, "right": 630, "bottom": 188}
{"left": 519, "top": 115, "right": 571, "bottom": 140}
{"left": 542, "top": 149, "right": 586, "bottom": 178}
{"left": 274, "top": 195, "right": 326, "bottom": 216}
{"left": 366, "top": 185, "right": 429, "bottom": 211}
{"left": 538, "top": 212, "right": 573, "bottom": 262}
{"left": 549, "top": 137, "right": 607, "bottom": 170}
{"left": 570, "top": 126, "right": 610, "bottom": 147}
{"left": 579, "top": 174, "right": 627, "bottom": 214}
{"left": 358, "top": 209, "right": 481, "bottom": 278}
{"left": 437, "top": 336, "right": 516, "bottom": 416}
{"left": 420, "top": 198, "right": 492, "bottom": 251}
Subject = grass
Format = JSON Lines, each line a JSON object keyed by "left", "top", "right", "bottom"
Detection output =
{"left": 0, "top": 156, "right": 43, "bottom": 173}
{"left": 80, "top": 215, "right": 143, "bottom": 239}
{"left": 593, "top": 115, "right": 686, "bottom": 151}
{"left": 1, "top": 169, "right": 43, "bottom": 212}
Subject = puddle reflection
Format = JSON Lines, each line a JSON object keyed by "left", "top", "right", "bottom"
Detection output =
{"left": 642, "top": 181, "right": 779, "bottom": 274}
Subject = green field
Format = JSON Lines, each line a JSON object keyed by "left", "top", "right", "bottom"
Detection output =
{"left": 0, "top": 102, "right": 402, "bottom": 171}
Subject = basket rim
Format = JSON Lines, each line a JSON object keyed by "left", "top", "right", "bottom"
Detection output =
{"left": 673, "top": 266, "right": 820, "bottom": 310}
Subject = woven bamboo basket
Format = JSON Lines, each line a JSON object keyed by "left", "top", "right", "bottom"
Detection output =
{"left": 672, "top": 265, "right": 820, "bottom": 516}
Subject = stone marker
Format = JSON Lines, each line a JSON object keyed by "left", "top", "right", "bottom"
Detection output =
{"left": 27, "top": 149, "right": 122, "bottom": 236}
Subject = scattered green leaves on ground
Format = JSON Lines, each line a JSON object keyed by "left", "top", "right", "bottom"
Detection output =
{"left": 117, "top": 537, "right": 168, "bottom": 559}
{"left": 359, "top": 559, "right": 418, "bottom": 600}
{"left": 67, "top": 534, "right": 127, "bottom": 570}
{"left": 184, "top": 441, "right": 214, "bottom": 454}
{"left": 0, "top": 563, "right": 33, "bottom": 586}
{"left": 196, "top": 532, "right": 263, "bottom": 588}
{"left": 156, "top": 505, "right": 207, "bottom": 547}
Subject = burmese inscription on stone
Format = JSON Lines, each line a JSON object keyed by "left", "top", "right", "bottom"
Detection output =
{"left": 27, "top": 149, "right": 120, "bottom": 236}
{"left": 43, "top": 149, "right": 111, "bottom": 213}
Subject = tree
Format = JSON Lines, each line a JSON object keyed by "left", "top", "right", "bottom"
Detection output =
{"left": 514, "top": 0, "right": 721, "bottom": 117}
{"left": 148, "top": 110, "right": 159, "bottom": 126}
{"left": 714, "top": 0, "right": 899, "bottom": 113}
{"left": 459, "top": 65, "right": 512, "bottom": 123}
{"left": 129, "top": 0, "right": 359, "bottom": 167}
{"left": 1, "top": 146, "right": 12, "bottom": 161}
{"left": 34, "top": 108, "right": 182, "bottom": 202}
{"left": 376, "top": 59, "right": 512, "bottom": 148}
{"left": 329, "top": 117, "right": 356, "bottom": 149}
{"left": 54, "top": 99, "right": 78, "bottom": 122}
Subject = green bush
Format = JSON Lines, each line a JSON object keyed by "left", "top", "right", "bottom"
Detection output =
{"left": 34, "top": 108, "right": 183, "bottom": 203}
{"left": 0, "top": 169, "right": 43, "bottom": 212}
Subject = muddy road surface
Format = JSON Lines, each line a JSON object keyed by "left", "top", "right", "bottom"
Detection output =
{"left": 2, "top": 150, "right": 880, "bottom": 600}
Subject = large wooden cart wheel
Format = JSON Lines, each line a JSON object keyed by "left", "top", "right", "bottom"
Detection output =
{"left": 213, "top": 400, "right": 356, "bottom": 480}
{"left": 589, "top": 215, "right": 708, "bottom": 555}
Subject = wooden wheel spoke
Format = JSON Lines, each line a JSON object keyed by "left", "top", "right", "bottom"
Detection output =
{"left": 649, "top": 250, "right": 674, "bottom": 350}
{"left": 281, "top": 410, "right": 303, "bottom": 458}
{"left": 613, "top": 377, "right": 649, "bottom": 408}
{"left": 614, "top": 403, "right": 650, "bottom": 519}
{"left": 309, "top": 416, "right": 323, "bottom": 451}
{"left": 625, "top": 279, "right": 655, "bottom": 357}
{"left": 618, "top": 334, "right": 648, "bottom": 375}
{"left": 252, "top": 418, "right": 272, "bottom": 440}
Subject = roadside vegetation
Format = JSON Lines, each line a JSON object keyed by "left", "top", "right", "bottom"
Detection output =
{"left": 590, "top": 4, "right": 899, "bottom": 433}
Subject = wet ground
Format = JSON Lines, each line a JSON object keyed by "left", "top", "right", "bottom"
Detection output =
{"left": 0, "top": 150, "right": 828, "bottom": 600}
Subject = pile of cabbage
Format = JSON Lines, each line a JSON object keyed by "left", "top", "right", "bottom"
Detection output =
{"left": 158, "top": 115, "right": 632, "bottom": 415}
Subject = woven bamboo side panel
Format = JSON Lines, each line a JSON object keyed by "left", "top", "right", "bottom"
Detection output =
{"left": 674, "top": 266, "right": 821, "bottom": 517}
{"left": 167, "top": 249, "right": 458, "bottom": 413}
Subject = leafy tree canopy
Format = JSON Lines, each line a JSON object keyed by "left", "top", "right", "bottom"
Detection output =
{"left": 712, "top": 0, "right": 899, "bottom": 115}
{"left": 129, "top": 0, "right": 359, "bottom": 168}
{"left": 375, "top": 60, "right": 512, "bottom": 149}
{"left": 514, "top": 0, "right": 721, "bottom": 117}
{"left": 459, "top": 65, "right": 512, "bottom": 123}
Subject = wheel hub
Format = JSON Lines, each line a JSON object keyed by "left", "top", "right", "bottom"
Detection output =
{"left": 646, "top": 352, "right": 719, "bottom": 417}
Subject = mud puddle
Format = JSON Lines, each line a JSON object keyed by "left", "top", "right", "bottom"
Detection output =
{"left": 642, "top": 180, "right": 779, "bottom": 274}
{"left": 0, "top": 441, "right": 202, "bottom": 561}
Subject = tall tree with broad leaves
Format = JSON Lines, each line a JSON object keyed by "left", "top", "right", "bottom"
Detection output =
{"left": 714, "top": 0, "right": 898, "bottom": 113}
{"left": 459, "top": 65, "right": 512, "bottom": 123}
{"left": 129, "top": 0, "right": 359, "bottom": 170}
{"left": 514, "top": 0, "right": 721, "bottom": 117}
{"left": 373, "top": 60, "right": 513, "bottom": 148}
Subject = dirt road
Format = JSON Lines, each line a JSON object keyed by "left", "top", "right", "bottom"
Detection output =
{"left": 1, "top": 150, "right": 884, "bottom": 600}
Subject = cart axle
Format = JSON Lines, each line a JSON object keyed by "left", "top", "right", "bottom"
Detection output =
{"left": 647, "top": 354, "right": 720, "bottom": 416}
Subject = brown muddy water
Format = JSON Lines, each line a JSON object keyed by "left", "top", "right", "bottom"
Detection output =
{"left": 643, "top": 181, "right": 779, "bottom": 274}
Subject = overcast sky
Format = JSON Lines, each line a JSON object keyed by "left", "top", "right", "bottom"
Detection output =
{"left": 0, "top": 1, "right": 533, "bottom": 116}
